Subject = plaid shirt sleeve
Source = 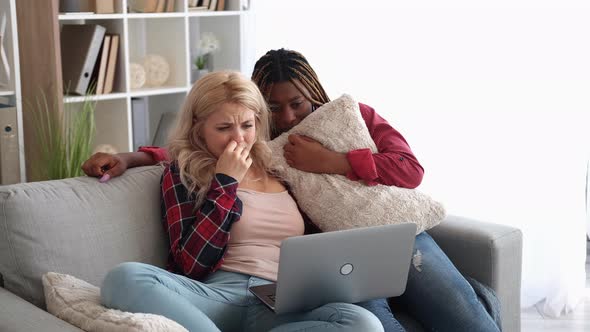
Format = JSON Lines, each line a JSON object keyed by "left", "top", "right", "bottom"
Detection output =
{"left": 161, "top": 162, "right": 242, "bottom": 280}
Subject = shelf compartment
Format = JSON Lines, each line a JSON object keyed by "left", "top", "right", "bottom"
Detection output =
{"left": 188, "top": 15, "right": 241, "bottom": 72}
{"left": 131, "top": 93, "right": 185, "bottom": 149}
{"left": 59, "top": 19, "right": 127, "bottom": 96}
{"left": 64, "top": 92, "right": 127, "bottom": 103}
{"left": 94, "top": 98, "right": 130, "bottom": 153}
{"left": 128, "top": 17, "right": 188, "bottom": 91}
{"left": 59, "top": 0, "right": 125, "bottom": 16}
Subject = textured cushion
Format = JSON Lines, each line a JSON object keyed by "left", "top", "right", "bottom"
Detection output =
{"left": 267, "top": 94, "right": 446, "bottom": 234}
{"left": 42, "top": 272, "right": 188, "bottom": 332}
{"left": 0, "top": 166, "right": 167, "bottom": 308}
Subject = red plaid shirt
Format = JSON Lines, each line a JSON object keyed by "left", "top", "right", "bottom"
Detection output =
{"left": 161, "top": 162, "right": 320, "bottom": 280}
{"left": 161, "top": 162, "right": 242, "bottom": 280}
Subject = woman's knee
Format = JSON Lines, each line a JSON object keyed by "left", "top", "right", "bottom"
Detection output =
{"left": 329, "top": 303, "right": 384, "bottom": 332}
{"left": 100, "top": 262, "right": 158, "bottom": 308}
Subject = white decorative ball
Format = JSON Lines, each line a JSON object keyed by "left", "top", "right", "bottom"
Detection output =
{"left": 143, "top": 54, "right": 170, "bottom": 87}
{"left": 93, "top": 144, "right": 118, "bottom": 155}
{"left": 129, "top": 62, "right": 146, "bottom": 89}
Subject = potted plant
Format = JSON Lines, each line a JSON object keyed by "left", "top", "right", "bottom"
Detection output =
{"left": 192, "top": 32, "right": 220, "bottom": 83}
{"left": 30, "top": 91, "right": 96, "bottom": 180}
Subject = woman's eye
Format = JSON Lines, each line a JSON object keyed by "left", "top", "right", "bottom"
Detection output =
{"left": 217, "top": 127, "right": 229, "bottom": 131}
{"left": 270, "top": 106, "right": 280, "bottom": 113}
{"left": 243, "top": 124, "right": 254, "bottom": 129}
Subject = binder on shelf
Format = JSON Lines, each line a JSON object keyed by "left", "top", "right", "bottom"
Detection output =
{"left": 0, "top": 13, "right": 11, "bottom": 87}
{"left": 131, "top": 98, "right": 150, "bottom": 151}
{"left": 216, "top": 0, "right": 225, "bottom": 11}
{"left": 103, "top": 34, "right": 119, "bottom": 94}
{"left": 0, "top": 104, "right": 19, "bottom": 184}
{"left": 95, "top": 35, "right": 111, "bottom": 95}
{"left": 152, "top": 112, "right": 177, "bottom": 147}
{"left": 60, "top": 24, "right": 106, "bottom": 95}
{"left": 208, "top": 0, "right": 218, "bottom": 11}
{"left": 155, "top": 0, "right": 166, "bottom": 12}
{"left": 91, "top": 0, "right": 115, "bottom": 14}
{"left": 165, "top": 0, "right": 176, "bottom": 12}
{"left": 128, "top": 0, "right": 158, "bottom": 13}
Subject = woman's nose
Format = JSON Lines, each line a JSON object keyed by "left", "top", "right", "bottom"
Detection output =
{"left": 231, "top": 130, "right": 245, "bottom": 143}
{"left": 279, "top": 109, "right": 298, "bottom": 127}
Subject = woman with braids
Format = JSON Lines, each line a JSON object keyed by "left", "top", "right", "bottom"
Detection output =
{"left": 84, "top": 49, "right": 501, "bottom": 332}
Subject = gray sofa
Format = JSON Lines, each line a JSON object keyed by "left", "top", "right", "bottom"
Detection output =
{"left": 0, "top": 166, "right": 523, "bottom": 332}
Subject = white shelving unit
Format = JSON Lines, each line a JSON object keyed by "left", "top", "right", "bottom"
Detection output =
{"left": 58, "top": 0, "right": 252, "bottom": 154}
{"left": 0, "top": 0, "right": 24, "bottom": 183}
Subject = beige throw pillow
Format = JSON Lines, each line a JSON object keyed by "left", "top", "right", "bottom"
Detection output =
{"left": 42, "top": 272, "right": 188, "bottom": 332}
{"left": 267, "top": 94, "right": 446, "bottom": 234}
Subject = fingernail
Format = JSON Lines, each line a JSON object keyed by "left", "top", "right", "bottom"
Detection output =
{"left": 99, "top": 174, "right": 110, "bottom": 183}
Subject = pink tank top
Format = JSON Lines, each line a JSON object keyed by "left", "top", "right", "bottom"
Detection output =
{"left": 219, "top": 188, "right": 305, "bottom": 281}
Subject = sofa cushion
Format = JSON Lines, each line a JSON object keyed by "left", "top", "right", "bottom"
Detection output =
{"left": 267, "top": 94, "right": 446, "bottom": 234}
{"left": 42, "top": 272, "right": 188, "bottom": 332}
{"left": 0, "top": 166, "right": 168, "bottom": 308}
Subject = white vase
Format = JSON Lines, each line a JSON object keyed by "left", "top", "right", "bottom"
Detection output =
{"left": 191, "top": 68, "right": 210, "bottom": 83}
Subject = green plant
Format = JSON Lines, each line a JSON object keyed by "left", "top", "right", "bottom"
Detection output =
{"left": 29, "top": 90, "right": 96, "bottom": 180}
{"left": 194, "top": 55, "right": 207, "bottom": 70}
{"left": 193, "top": 32, "right": 220, "bottom": 70}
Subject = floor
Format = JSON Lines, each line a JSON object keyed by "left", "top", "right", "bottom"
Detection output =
{"left": 520, "top": 241, "right": 590, "bottom": 331}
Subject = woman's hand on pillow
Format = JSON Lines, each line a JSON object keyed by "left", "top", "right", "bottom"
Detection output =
{"left": 283, "top": 134, "right": 352, "bottom": 175}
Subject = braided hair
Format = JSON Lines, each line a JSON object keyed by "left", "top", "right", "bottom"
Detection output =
{"left": 251, "top": 48, "right": 331, "bottom": 108}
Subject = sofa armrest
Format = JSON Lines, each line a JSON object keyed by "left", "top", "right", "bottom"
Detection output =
{"left": 0, "top": 287, "right": 83, "bottom": 332}
{"left": 428, "top": 215, "right": 522, "bottom": 332}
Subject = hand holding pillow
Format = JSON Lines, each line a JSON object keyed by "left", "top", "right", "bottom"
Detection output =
{"left": 267, "top": 94, "right": 446, "bottom": 234}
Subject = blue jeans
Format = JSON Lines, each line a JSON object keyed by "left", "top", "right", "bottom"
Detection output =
{"left": 100, "top": 262, "right": 383, "bottom": 332}
{"left": 358, "top": 232, "right": 501, "bottom": 332}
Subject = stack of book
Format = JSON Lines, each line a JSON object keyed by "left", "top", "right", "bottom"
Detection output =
{"left": 188, "top": 0, "right": 226, "bottom": 11}
{"left": 128, "top": 0, "right": 177, "bottom": 13}
{"left": 94, "top": 34, "right": 120, "bottom": 95}
{"left": 60, "top": 24, "right": 119, "bottom": 95}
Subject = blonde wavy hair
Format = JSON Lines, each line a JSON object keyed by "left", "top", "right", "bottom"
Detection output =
{"left": 167, "top": 71, "right": 272, "bottom": 206}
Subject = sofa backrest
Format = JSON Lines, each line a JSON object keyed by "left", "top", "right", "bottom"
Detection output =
{"left": 0, "top": 166, "right": 168, "bottom": 308}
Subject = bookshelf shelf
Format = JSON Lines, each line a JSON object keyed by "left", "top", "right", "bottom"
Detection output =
{"left": 129, "top": 86, "right": 189, "bottom": 98}
{"left": 0, "top": 90, "right": 16, "bottom": 97}
{"left": 17, "top": 0, "right": 252, "bottom": 181}
{"left": 187, "top": 10, "right": 243, "bottom": 17}
{"left": 126, "top": 12, "right": 186, "bottom": 19}
{"left": 64, "top": 92, "right": 128, "bottom": 103}
{"left": 58, "top": 13, "right": 126, "bottom": 21}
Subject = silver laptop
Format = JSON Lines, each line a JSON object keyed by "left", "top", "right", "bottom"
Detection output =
{"left": 249, "top": 223, "right": 417, "bottom": 314}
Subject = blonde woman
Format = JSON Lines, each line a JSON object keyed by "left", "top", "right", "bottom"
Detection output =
{"left": 100, "top": 71, "right": 383, "bottom": 332}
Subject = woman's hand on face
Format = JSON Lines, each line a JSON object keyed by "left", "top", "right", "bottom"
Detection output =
{"left": 283, "top": 134, "right": 352, "bottom": 175}
{"left": 81, "top": 152, "right": 128, "bottom": 182}
{"left": 215, "top": 141, "right": 253, "bottom": 182}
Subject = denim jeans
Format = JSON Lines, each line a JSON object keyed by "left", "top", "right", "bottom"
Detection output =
{"left": 100, "top": 262, "right": 383, "bottom": 332}
{"left": 397, "top": 232, "right": 500, "bottom": 331}
{"left": 356, "top": 298, "right": 406, "bottom": 332}
{"left": 358, "top": 232, "right": 501, "bottom": 332}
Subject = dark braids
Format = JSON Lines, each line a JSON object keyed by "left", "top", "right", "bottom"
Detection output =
{"left": 251, "top": 49, "right": 330, "bottom": 108}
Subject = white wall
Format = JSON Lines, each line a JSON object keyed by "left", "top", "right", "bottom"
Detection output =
{"left": 252, "top": 0, "right": 590, "bottom": 316}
